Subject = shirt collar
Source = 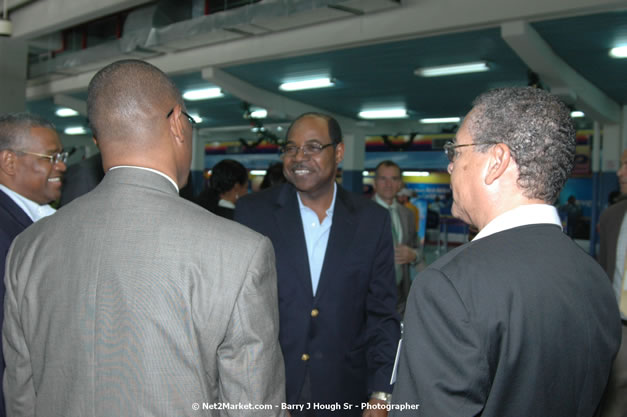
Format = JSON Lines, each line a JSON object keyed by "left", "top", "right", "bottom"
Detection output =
{"left": 374, "top": 193, "right": 399, "bottom": 210}
{"left": 473, "top": 204, "right": 562, "bottom": 241}
{"left": 0, "top": 184, "right": 56, "bottom": 222}
{"left": 108, "top": 166, "right": 179, "bottom": 192}
{"left": 218, "top": 199, "right": 236, "bottom": 209}
{"left": 297, "top": 182, "right": 337, "bottom": 220}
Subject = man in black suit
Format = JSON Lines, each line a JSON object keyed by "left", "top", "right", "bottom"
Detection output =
{"left": 0, "top": 112, "right": 67, "bottom": 416}
{"left": 235, "top": 112, "right": 400, "bottom": 417}
{"left": 390, "top": 87, "right": 621, "bottom": 417}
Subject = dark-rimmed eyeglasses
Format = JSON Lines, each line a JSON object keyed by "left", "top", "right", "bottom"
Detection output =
{"left": 166, "top": 108, "right": 197, "bottom": 126}
{"left": 443, "top": 141, "right": 499, "bottom": 162}
{"left": 280, "top": 142, "right": 335, "bottom": 158}
{"left": 14, "top": 150, "right": 68, "bottom": 165}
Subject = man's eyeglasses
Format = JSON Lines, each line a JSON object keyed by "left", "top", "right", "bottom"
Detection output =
{"left": 280, "top": 143, "right": 335, "bottom": 158}
{"left": 14, "top": 150, "right": 69, "bottom": 165}
{"left": 166, "top": 108, "right": 197, "bottom": 126}
{"left": 443, "top": 141, "right": 499, "bottom": 162}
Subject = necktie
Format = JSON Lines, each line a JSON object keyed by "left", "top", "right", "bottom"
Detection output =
{"left": 620, "top": 250, "right": 627, "bottom": 316}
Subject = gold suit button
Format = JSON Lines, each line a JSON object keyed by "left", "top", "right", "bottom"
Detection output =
{"left": 301, "top": 353, "right": 310, "bottom": 361}
{"left": 311, "top": 309, "right": 319, "bottom": 317}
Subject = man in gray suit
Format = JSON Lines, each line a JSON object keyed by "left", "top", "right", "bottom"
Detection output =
{"left": 3, "top": 60, "right": 286, "bottom": 416}
{"left": 391, "top": 87, "right": 620, "bottom": 417}
{"left": 372, "top": 160, "right": 420, "bottom": 315}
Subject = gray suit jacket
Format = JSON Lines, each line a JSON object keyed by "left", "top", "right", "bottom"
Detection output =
{"left": 396, "top": 204, "right": 418, "bottom": 313}
{"left": 3, "top": 168, "right": 286, "bottom": 416}
{"left": 598, "top": 198, "right": 627, "bottom": 281}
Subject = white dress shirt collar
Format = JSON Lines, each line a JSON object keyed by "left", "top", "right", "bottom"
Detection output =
{"left": 473, "top": 204, "right": 562, "bottom": 241}
{"left": 0, "top": 184, "right": 56, "bottom": 222}
{"left": 108, "top": 166, "right": 179, "bottom": 192}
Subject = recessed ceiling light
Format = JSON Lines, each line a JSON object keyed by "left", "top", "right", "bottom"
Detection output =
{"left": 420, "top": 117, "right": 461, "bottom": 124}
{"left": 55, "top": 107, "right": 79, "bottom": 117}
{"left": 609, "top": 46, "right": 627, "bottom": 58}
{"left": 189, "top": 113, "right": 203, "bottom": 123}
{"left": 250, "top": 108, "right": 268, "bottom": 118}
{"left": 64, "top": 126, "right": 87, "bottom": 135}
{"left": 358, "top": 108, "right": 408, "bottom": 119}
{"left": 570, "top": 111, "right": 585, "bottom": 118}
{"left": 183, "top": 87, "right": 223, "bottom": 101}
{"left": 279, "top": 77, "right": 334, "bottom": 91}
{"left": 415, "top": 61, "right": 489, "bottom": 77}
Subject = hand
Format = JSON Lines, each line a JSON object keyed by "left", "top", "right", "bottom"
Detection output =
{"left": 394, "top": 244, "right": 417, "bottom": 265}
{"left": 362, "top": 398, "right": 389, "bottom": 417}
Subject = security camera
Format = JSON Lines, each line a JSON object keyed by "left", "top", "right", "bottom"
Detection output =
{"left": 0, "top": 20, "right": 12, "bottom": 37}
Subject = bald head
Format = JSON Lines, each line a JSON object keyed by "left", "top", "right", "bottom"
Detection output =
{"left": 87, "top": 60, "right": 193, "bottom": 188}
{"left": 87, "top": 59, "right": 183, "bottom": 143}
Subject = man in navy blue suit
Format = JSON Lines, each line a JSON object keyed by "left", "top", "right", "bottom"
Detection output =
{"left": 235, "top": 112, "right": 400, "bottom": 417}
{"left": 0, "top": 113, "right": 67, "bottom": 415}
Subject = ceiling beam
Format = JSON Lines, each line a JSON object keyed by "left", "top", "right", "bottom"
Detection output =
{"left": 501, "top": 20, "right": 621, "bottom": 124}
{"left": 202, "top": 66, "right": 360, "bottom": 130}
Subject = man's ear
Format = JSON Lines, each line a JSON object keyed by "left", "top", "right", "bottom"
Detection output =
{"left": 167, "top": 105, "right": 186, "bottom": 145}
{"left": 0, "top": 150, "right": 17, "bottom": 176}
{"left": 335, "top": 142, "right": 345, "bottom": 165}
{"left": 92, "top": 137, "right": 99, "bottom": 149}
{"left": 485, "top": 143, "right": 511, "bottom": 185}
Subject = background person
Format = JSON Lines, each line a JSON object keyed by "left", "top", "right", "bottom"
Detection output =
{"left": 196, "top": 158, "right": 248, "bottom": 219}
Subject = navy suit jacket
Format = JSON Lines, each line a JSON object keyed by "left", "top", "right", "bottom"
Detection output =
{"left": 0, "top": 189, "right": 33, "bottom": 417}
{"left": 235, "top": 183, "right": 400, "bottom": 414}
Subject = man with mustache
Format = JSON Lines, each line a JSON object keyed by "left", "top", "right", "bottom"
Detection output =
{"left": 236, "top": 112, "right": 400, "bottom": 416}
{"left": 0, "top": 112, "right": 67, "bottom": 416}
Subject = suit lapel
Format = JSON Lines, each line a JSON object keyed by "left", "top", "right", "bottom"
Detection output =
{"left": 0, "top": 190, "right": 34, "bottom": 230}
{"left": 315, "top": 186, "right": 358, "bottom": 301}
{"left": 273, "top": 184, "right": 314, "bottom": 297}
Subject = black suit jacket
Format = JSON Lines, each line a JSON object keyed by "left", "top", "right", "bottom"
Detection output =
{"left": 58, "top": 153, "right": 104, "bottom": 207}
{"left": 235, "top": 183, "right": 400, "bottom": 414}
{"left": 391, "top": 224, "right": 621, "bottom": 417}
{"left": 0, "top": 189, "right": 33, "bottom": 417}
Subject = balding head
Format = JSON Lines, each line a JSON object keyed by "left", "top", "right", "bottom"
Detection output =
{"left": 87, "top": 59, "right": 183, "bottom": 143}
{"left": 87, "top": 60, "right": 192, "bottom": 187}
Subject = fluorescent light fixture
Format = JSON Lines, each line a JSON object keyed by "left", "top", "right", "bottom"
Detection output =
{"left": 55, "top": 107, "right": 79, "bottom": 117}
{"left": 420, "top": 117, "right": 461, "bottom": 124}
{"left": 250, "top": 170, "right": 267, "bottom": 176}
{"left": 570, "top": 111, "right": 585, "bottom": 118}
{"left": 279, "top": 77, "right": 334, "bottom": 91}
{"left": 358, "top": 108, "right": 408, "bottom": 119}
{"left": 610, "top": 46, "right": 627, "bottom": 58}
{"left": 189, "top": 113, "right": 203, "bottom": 123}
{"left": 403, "top": 171, "right": 430, "bottom": 177}
{"left": 64, "top": 126, "right": 87, "bottom": 135}
{"left": 415, "top": 61, "right": 489, "bottom": 77}
{"left": 183, "top": 87, "right": 223, "bottom": 101}
{"left": 250, "top": 108, "right": 268, "bottom": 118}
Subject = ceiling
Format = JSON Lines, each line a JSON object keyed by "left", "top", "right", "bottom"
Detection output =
{"left": 10, "top": 0, "right": 627, "bottom": 146}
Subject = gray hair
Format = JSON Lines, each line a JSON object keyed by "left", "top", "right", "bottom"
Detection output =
{"left": 467, "top": 87, "right": 575, "bottom": 203}
{"left": 0, "top": 113, "right": 56, "bottom": 151}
